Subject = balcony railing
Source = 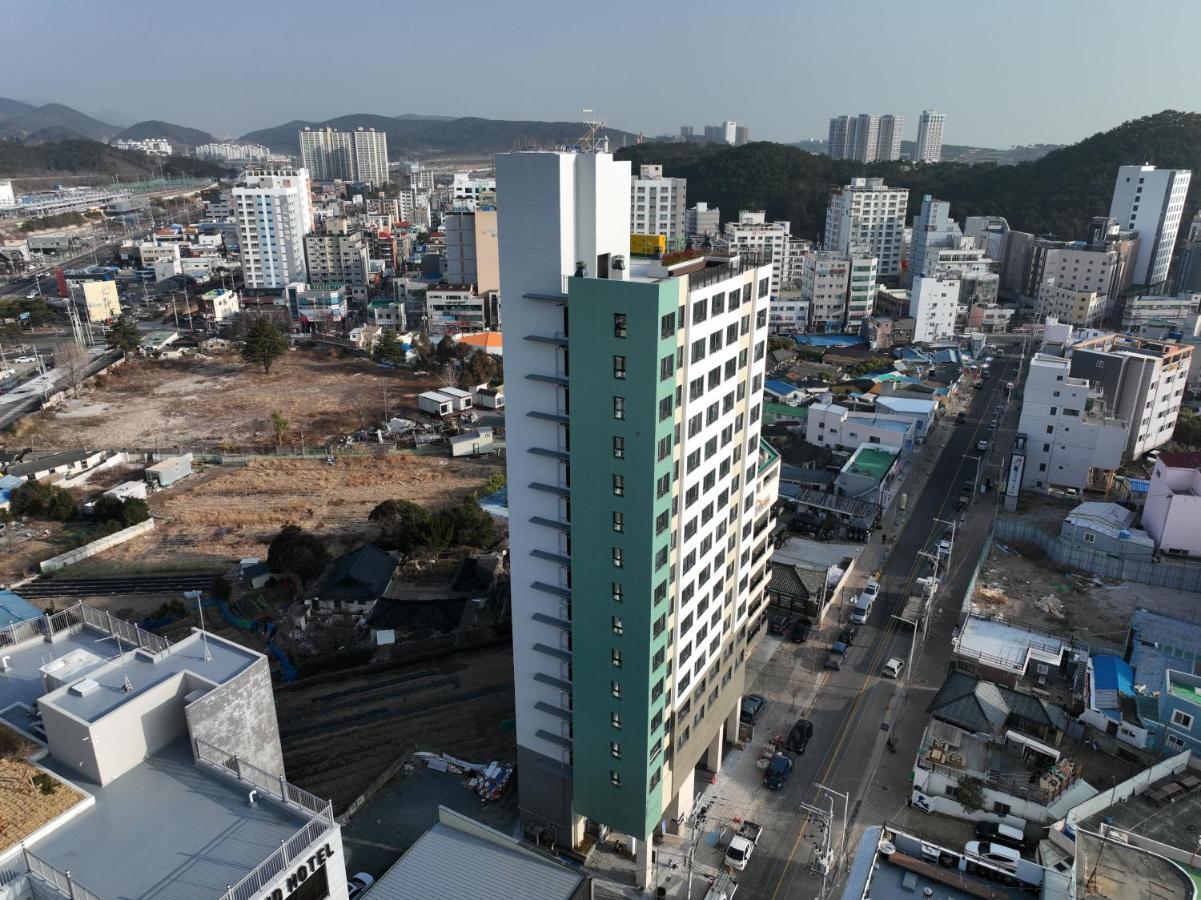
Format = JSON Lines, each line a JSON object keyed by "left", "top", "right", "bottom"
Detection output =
{"left": 19, "top": 849, "right": 105, "bottom": 900}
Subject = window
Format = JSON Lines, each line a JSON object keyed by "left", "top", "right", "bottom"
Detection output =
{"left": 691, "top": 338, "right": 706, "bottom": 363}
{"left": 659, "top": 395, "right": 673, "bottom": 422}
{"left": 613, "top": 511, "right": 624, "bottom": 533}
{"left": 660, "top": 312, "right": 675, "bottom": 338}
{"left": 613, "top": 355, "right": 627, "bottom": 379}
{"left": 709, "top": 332, "right": 722, "bottom": 353}
{"left": 612, "top": 582, "right": 623, "bottom": 603}
{"left": 656, "top": 473, "right": 671, "bottom": 498}
{"left": 992, "top": 801, "right": 1011, "bottom": 817}
{"left": 610, "top": 770, "right": 622, "bottom": 787}
{"left": 611, "top": 711, "right": 622, "bottom": 728}
{"left": 612, "top": 547, "right": 624, "bottom": 568}
{"left": 612, "top": 616, "right": 624, "bottom": 635}
{"left": 692, "top": 299, "right": 707, "bottom": 324}
{"left": 1172, "top": 709, "right": 1194, "bottom": 729}
{"left": 1083, "top": 532, "right": 1095, "bottom": 544}
{"left": 613, "top": 436, "right": 625, "bottom": 459}
{"left": 711, "top": 292, "right": 725, "bottom": 315}
{"left": 611, "top": 680, "right": 622, "bottom": 699}
{"left": 613, "top": 474, "right": 625, "bottom": 496}
{"left": 655, "top": 546, "right": 669, "bottom": 569}
{"left": 610, "top": 742, "right": 622, "bottom": 758}
{"left": 614, "top": 313, "right": 627, "bottom": 338}
{"left": 613, "top": 396, "right": 626, "bottom": 420}
{"left": 657, "top": 435, "right": 672, "bottom": 462}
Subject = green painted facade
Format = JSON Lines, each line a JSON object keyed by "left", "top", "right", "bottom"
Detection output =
{"left": 567, "top": 275, "right": 679, "bottom": 838}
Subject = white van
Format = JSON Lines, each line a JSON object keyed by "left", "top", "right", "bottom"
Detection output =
{"left": 850, "top": 580, "right": 879, "bottom": 625}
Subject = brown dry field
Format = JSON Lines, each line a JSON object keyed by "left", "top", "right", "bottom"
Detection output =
{"left": 100, "top": 454, "right": 503, "bottom": 567}
{"left": 4, "top": 350, "right": 446, "bottom": 452}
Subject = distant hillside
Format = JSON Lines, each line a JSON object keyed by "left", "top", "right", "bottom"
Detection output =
{"left": 0, "top": 103, "right": 118, "bottom": 142}
{"left": 393, "top": 113, "right": 456, "bottom": 121}
{"left": 114, "top": 120, "right": 215, "bottom": 151}
{"left": 240, "top": 114, "right": 641, "bottom": 158}
{"left": 0, "top": 139, "right": 226, "bottom": 181}
{"left": 618, "top": 111, "right": 1201, "bottom": 242}
{"left": 0, "top": 97, "right": 35, "bottom": 120}
{"left": 793, "top": 138, "right": 1059, "bottom": 166}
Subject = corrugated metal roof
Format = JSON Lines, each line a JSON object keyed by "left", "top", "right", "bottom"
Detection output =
{"left": 368, "top": 821, "right": 584, "bottom": 900}
{"left": 0, "top": 590, "right": 40, "bottom": 628}
{"left": 1092, "top": 655, "right": 1134, "bottom": 697}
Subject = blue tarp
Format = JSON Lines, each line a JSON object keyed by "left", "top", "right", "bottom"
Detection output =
{"left": 1092, "top": 655, "right": 1135, "bottom": 697}
{"left": 793, "top": 334, "right": 865, "bottom": 348}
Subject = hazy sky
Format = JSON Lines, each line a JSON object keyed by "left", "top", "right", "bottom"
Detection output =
{"left": 9, "top": 0, "right": 1201, "bottom": 147}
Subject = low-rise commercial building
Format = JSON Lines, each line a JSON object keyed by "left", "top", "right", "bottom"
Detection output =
{"left": 1142, "top": 452, "right": 1201, "bottom": 556}
{"left": 805, "top": 399, "right": 916, "bottom": 455}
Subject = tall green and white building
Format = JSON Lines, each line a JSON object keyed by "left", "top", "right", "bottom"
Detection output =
{"left": 497, "top": 149, "right": 781, "bottom": 888}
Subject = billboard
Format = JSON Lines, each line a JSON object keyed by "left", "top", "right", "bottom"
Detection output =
{"left": 82, "top": 281, "right": 122, "bottom": 323}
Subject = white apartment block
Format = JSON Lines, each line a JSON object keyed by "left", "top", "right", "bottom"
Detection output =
{"left": 877, "top": 114, "right": 904, "bottom": 162}
{"left": 1121, "top": 293, "right": 1201, "bottom": 330}
{"left": 299, "top": 127, "right": 353, "bottom": 181}
{"left": 799, "top": 248, "right": 878, "bottom": 332}
{"left": 452, "top": 172, "right": 496, "bottom": 209}
{"left": 233, "top": 168, "right": 313, "bottom": 289}
{"left": 1037, "top": 285, "right": 1106, "bottom": 327}
{"left": 850, "top": 114, "right": 879, "bottom": 162}
{"left": 909, "top": 273, "right": 960, "bottom": 342}
{"left": 299, "top": 127, "right": 389, "bottom": 185}
{"left": 723, "top": 211, "right": 793, "bottom": 294}
{"left": 631, "top": 165, "right": 687, "bottom": 249}
{"left": 195, "top": 142, "right": 271, "bottom": 161}
{"left": 111, "top": 137, "right": 172, "bottom": 155}
{"left": 497, "top": 149, "right": 778, "bottom": 888}
{"left": 1034, "top": 243, "right": 1121, "bottom": 315}
{"left": 352, "top": 128, "right": 390, "bottom": 186}
{"left": 723, "top": 120, "right": 738, "bottom": 144}
{"left": 915, "top": 110, "right": 945, "bottom": 163}
{"left": 824, "top": 178, "right": 908, "bottom": 278}
{"left": 827, "top": 117, "right": 852, "bottom": 160}
{"left": 686, "top": 202, "right": 720, "bottom": 239}
{"left": 303, "top": 218, "right": 370, "bottom": 289}
{"left": 1110, "top": 165, "right": 1191, "bottom": 286}
{"left": 769, "top": 295, "right": 809, "bottom": 332}
{"left": 828, "top": 114, "right": 901, "bottom": 162}
{"left": 806, "top": 399, "right": 916, "bottom": 455}
{"left": 1017, "top": 354, "right": 1127, "bottom": 491}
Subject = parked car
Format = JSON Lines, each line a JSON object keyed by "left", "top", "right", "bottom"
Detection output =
{"left": 937, "top": 538, "right": 952, "bottom": 558}
{"left": 790, "top": 619, "right": 812, "bottom": 643}
{"left": 839, "top": 623, "right": 859, "bottom": 646}
{"left": 347, "top": 873, "right": 375, "bottom": 899}
{"left": 13, "top": 356, "right": 35, "bottom": 364}
{"left": 973, "top": 382, "right": 984, "bottom": 391}
{"left": 824, "top": 652, "right": 844, "bottom": 671}
{"left": 768, "top": 613, "right": 791, "bottom": 635}
{"left": 740, "top": 694, "right": 766, "bottom": 725}
{"left": 763, "top": 752, "right": 793, "bottom": 790}
{"left": 974, "top": 821, "right": 1027, "bottom": 851}
{"left": 956, "top": 412, "right": 966, "bottom": 424}
{"left": 882, "top": 657, "right": 905, "bottom": 679}
{"left": 785, "top": 719, "right": 814, "bottom": 754}
{"left": 724, "top": 821, "right": 764, "bottom": 871}
{"left": 860, "top": 579, "right": 880, "bottom": 601}
{"left": 964, "top": 841, "right": 1021, "bottom": 871}
{"left": 976, "top": 439, "right": 989, "bottom": 451}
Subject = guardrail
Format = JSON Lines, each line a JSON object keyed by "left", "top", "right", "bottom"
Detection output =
{"left": 223, "top": 815, "right": 331, "bottom": 900}
{"left": 21, "top": 848, "right": 105, "bottom": 900}
{"left": 78, "top": 603, "right": 171, "bottom": 654}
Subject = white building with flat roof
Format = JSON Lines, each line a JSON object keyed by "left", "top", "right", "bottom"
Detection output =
{"left": 723, "top": 211, "right": 793, "bottom": 294}
{"left": 630, "top": 164, "right": 686, "bottom": 249}
{"left": 909, "top": 273, "right": 960, "bottom": 342}
{"left": 0, "top": 602, "right": 347, "bottom": 900}
{"left": 234, "top": 168, "right": 313, "bottom": 288}
{"left": 824, "top": 178, "right": 908, "bottom": 278}
{"left": 915, "top": 110, "right": 946, "bottom": 163}
{"left": 1109, "top": 164, "right": 1191, "bottom": 287}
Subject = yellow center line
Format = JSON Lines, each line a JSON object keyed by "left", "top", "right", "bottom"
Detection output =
{"left": 768, "top": 365, "right": 1015, "bottom": 900}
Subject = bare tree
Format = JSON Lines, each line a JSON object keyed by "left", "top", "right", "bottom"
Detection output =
{"left": 437, "top": 363, "right": 457, "bottom": 389}
{"left": 53, "top": 340, "right": 89, "bottom": 399}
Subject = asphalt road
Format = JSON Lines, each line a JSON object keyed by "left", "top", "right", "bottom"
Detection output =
{"left": 736, "top": 352, "right": 1026, "bottom": 900}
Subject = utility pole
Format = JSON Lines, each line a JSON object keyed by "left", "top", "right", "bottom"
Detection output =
{"left": 816, "top": 783, "right": 850, "bottom": 878}
{"left": 681, "top": 797, "right": 712, "bottom": 900}
{"left": 800, "top": 796, "right": 834, "bottom": 899}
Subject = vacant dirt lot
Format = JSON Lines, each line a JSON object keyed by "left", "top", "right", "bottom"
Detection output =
{"left": 6, "top": 350, "right": 448, "bottom": 451}
{"left": 99, "top": 453, "right": 503, "bottom": 567}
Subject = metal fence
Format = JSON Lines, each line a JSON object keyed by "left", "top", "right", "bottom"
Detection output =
{"left": 223, "top": 815, "right": 331, "bottom": 900}
{"left": 193, "top": 738, "right": 333, "bottom": 822}
{"left": 22, "top": 849, "right": 104, "bottom": 900}
{"left": 79, "top": 603, "right": 171, "bottom": 654}
{"left": 995, "top": 516, "right": 1201, "bottom": 593}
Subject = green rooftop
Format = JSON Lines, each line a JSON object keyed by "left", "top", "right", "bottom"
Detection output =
{"left": 843, "top": 446, "right": 898, "bottom": 483}
{"left": 1170, "top": 677, "right": 1201, "bottom": 706}
{"left": 763, "top": 402, "right": 807, "bottom": 425}
{"left": 758, "top": 438, "right": 781, "bottom": 474}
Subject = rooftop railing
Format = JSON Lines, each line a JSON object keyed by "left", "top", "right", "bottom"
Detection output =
{"left": 0, "top": 602, "right": 171, "bottom": 655}
{"left": 14, "top": 848, "right": 105, "bottom": 900}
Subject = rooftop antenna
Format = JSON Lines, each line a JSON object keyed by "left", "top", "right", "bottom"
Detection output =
{"left": 187, "top": 590, "right": 213, "bottom": 661}
{"left": 579, "top": 110, "right": 609, "bottom": 154}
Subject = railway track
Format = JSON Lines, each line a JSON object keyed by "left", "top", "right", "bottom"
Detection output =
{"left": 15, "top": 572, "right": 222, "bottom": 599}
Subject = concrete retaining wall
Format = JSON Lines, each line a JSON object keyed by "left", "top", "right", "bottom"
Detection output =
{"left": 38, "top": 518, "right": 155, "bottom": 572}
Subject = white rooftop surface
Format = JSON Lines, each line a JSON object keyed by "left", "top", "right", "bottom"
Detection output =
{"left": 33, "top": 739, "right": 306, "bottom": 900}
{"left": 0, "top": 627, "right": 114, "bottom": 713}
{"left": 955, "top": 616, "right": 1066, "bottom": 674}
{"left": 40, "top": 630, "right": 257, "bottom": 723}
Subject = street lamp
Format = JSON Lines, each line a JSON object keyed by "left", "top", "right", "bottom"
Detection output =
{"left": 964, "top": 454, "right": 983, "bottom": 497}
{"left": 816, "top": 783, "right": 850, "bottom": 877}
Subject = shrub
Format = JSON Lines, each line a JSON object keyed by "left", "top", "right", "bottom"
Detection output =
{"left": 267, "top": 524, "right": 330, "bottom": 582}
{"left": 11, "top": 480, "right": 76, "bottom": 521}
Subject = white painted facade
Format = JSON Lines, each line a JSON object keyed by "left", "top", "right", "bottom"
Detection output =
{"left": 1037, "top": 286, "right": 1106, "bottom": 327}
{"left": 805, "top": 400, "right": 915, "bottom": 455}
{"left": 723, "top": 211, "right": 793, "bottom": 294}
{"left": 1016, "top": 354, "right": 1127, "bottom": 490}
{"left": 909, "top": 274, "right": 960, "bottom": 342}
{"left": 1143, "top": 456, "right": 1201, "bottom": 556}
{"left": 233, "top": 168, "right": 314, "bottom": 289}
{"left": 1109, "top": 165, "right": 1191, "bottom": 286}
{"left": 351, "top": 128, "right": 389, "bottom": 186}
{"left": 768, "top": 295, "right": 809, "bottom": 332}
{"left": 915, "top": 110, "right": 946, "bottom": 163}
{"left": 1121, "top": 293, "right": 1201, "bottom": 330}
{"left": 823, "top": 178, "right": 908, "bottom": 278}
{"left": 630, "top": 165, "right": 686, "bottom": 248}
{"left": 686, "top": 202, "right": 720, "bottom": 239}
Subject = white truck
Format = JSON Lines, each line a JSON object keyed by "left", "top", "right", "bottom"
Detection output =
{"left": 850, "top": 578, "right": 880, "bottom": 625}
{"left": 724, "top": 821, "right": 763, "bottom": 871}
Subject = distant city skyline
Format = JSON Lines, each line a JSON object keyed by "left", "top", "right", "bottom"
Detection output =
{"left": 7, "top": 0, "right": 1201, "bottom": 147}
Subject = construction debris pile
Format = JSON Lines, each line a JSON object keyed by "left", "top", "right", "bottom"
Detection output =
{"left": 415, "top": 751, "right": 514, "bottom": 802}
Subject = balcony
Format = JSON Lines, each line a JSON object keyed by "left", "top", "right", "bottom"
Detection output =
{"left": 524, "top": 334, "right": 570, "bottom": 347}
{"left": 527, "top": 410, "right": 570, "bottom": 425}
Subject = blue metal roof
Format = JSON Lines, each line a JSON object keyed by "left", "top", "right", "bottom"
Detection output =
{"left": 765, "top": 379, "right": 800, "bottom": 396}
{"left": 1092, "top": 655, "right": 1135, "bottom": 697}
{"left": 0, "top": 590, "right": 41, "bottom": 628}
{"left": 1128, "top": 478, "right": 1150, "bottom": 494}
